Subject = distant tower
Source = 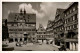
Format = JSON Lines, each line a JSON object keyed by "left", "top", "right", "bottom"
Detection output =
{"left": 39, "top": 24, "right": 44, "bottom": 29}
{"left": 24, "top": 9, "right": 26, "bottom": 14}
{"left": 20, "top": 9, "right": 23, "bottom": 15}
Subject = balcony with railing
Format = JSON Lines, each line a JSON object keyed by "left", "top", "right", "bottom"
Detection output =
{"left": 54, "top": 22, "right": 63, "bottom": 28}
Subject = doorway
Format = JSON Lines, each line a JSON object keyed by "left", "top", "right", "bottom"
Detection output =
{"left": 66, "top": 42, "right": 70, "bottom": 49}
{"left": 15, "top": 38, "right": 18, "bottom": 42}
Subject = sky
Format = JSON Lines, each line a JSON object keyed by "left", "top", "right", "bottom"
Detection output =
{"left": 2, "top": 2, "right": 72, "bottom": 29}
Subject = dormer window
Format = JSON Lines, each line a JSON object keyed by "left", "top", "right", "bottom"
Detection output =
{"left": 67, "top": 12, "right": 69, "bottom": 15}
{"left": 70, "top": 9, "right": 72, "bottom": 13}
{"left": 73, "top": 7, "right": 76, "bottom": 11}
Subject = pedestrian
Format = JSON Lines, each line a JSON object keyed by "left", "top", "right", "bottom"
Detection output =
{"left": 59, "top": 45, "right": 66, "bottom": 51}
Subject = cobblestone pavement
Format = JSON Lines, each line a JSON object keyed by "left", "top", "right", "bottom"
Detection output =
{"left": 13, "top": 43, "right": 59, "bottom": 51}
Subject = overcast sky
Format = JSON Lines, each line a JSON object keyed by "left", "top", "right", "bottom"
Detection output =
{"left": 2, "top": 2, "right": 72, "bottom": 29}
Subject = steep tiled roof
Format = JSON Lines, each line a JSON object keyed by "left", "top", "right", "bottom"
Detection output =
{"left": 64, "top": 2, "right": 78, "bottom": 12}
{"left": 56, "top": 8, "right": 65, "bottom": 15}
{"left": 37, "top": 24, "right": 45, "bottom": 32}
{"left": 8, "top": 13, "right": 36, "bottom": 23}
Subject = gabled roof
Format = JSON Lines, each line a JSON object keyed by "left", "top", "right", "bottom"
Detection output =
{"left": 64, "top": 2, "right": 78, "bottom": 13}
{"left": 55, "top": 8, "right": 65, "bottom": 16}
{"left": 8, "top": 12, "right": 36, "bottom": 23}
{"left": 37, "top": 24, "right": 45, "bottom": 32}
{"left": 47, "top": 20, "right": 54, "bottom": 28}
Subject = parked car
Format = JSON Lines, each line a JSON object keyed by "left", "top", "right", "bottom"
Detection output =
{"left": 16, "top": 42, "right": 21, "bottom": 47}
{"left": 58, "top": 45, "right": 66, "bottom": 51}
{"left": 23, "top": 41, "right": 27, "bottom": 45}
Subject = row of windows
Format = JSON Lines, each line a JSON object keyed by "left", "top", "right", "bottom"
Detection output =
{"left": 37, "top": 35, "right": 53, "bottom": 38}
{"left": 47, "top": 26, "right": 53, "bottom": 30}
{"left": 8, "top": 24, "right": 35, "bottom": 27}
{"left": 37, "top": 32, "right": 46, "bottom": 34}
{"left": 9, "top": 29, "right": 35, "bottom": 31}
{"left": 39, "top": 29, "right": 45, "bottom": 31}
{"left": 55, "top": 20, "right": 63, "bottom": 26}
{"left": 54, "top": 3, "right": 78, "bottom": 33}
{"left": 65, "top": 24, "right": 78, "bottom": 31}
{"left": 23, "top": 29, "right": 35, "bottom": 31}
{"left": 47, "top": 29, "right": 53, "bottom": 32}
{"left": 14, "top": 19, "right": 30, "bottom": 22}
{"left": 55, "top": 15, "right": 60, "bottom": 21}
{"left": 55, "top": 26, "right": 64, "bottom": 32}
{"left": 9, "top": 32, "right": 35, "bottom": 35}
{"left": 37, "top": 35, "right": 46, "bottom": 38}
{"left": 47, "top": 24, "right": 53, "bottom": 28}
{"left": 9, "top": 32, "right": 23, "bottom": 34}
{"left": 65, "top": 6, "right": 78, "bottom": 17}
{"left": 14, "top": 14, "right": 33, "bottom": 22}
{"left": 15, "top": 15, "right": 30, "bottom": 19}
{"left": 65, "top": 14, "right": 78, "bottom": 24}
{"left": 54, "top": 24, "right": 78, "bottom": 32}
